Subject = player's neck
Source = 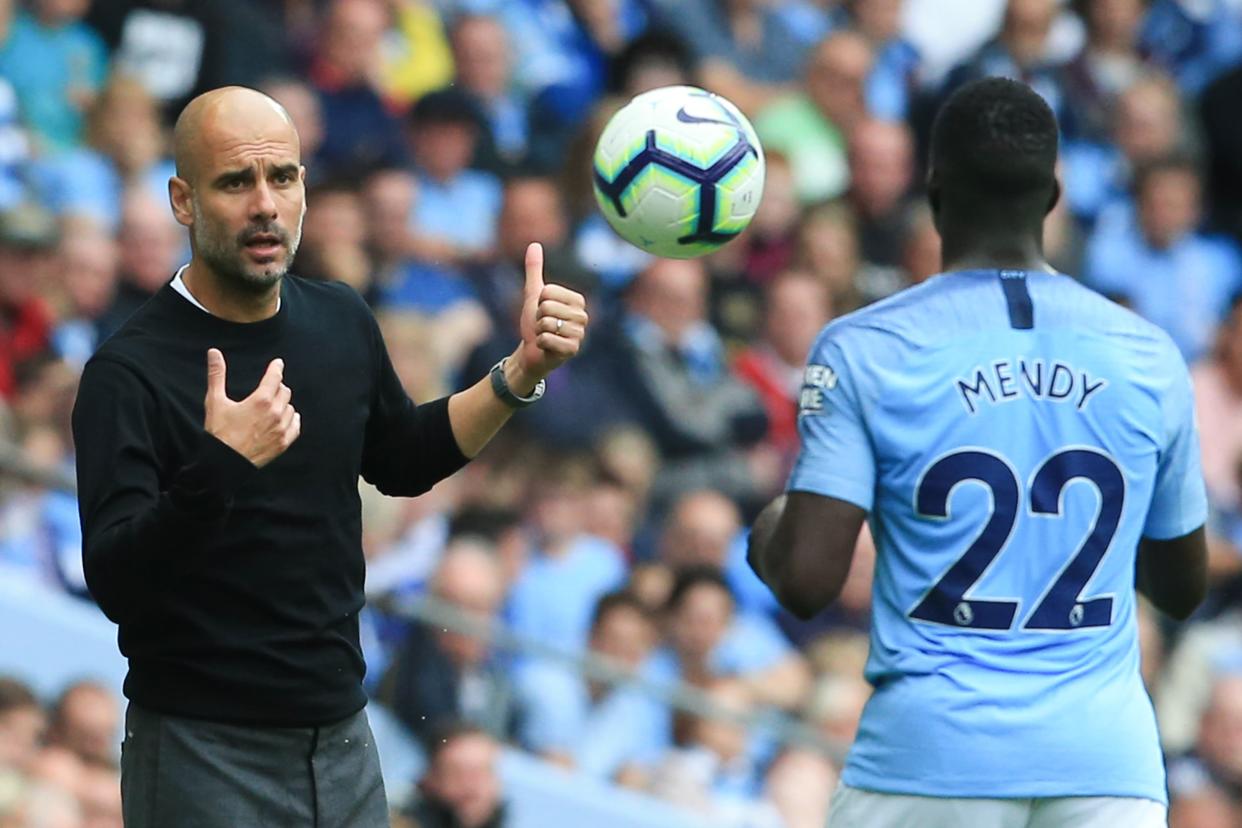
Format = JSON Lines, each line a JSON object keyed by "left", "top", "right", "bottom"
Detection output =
{"left": 183, "top": 260, "right": 281, "bottom": 323}
{"left": 939, "top": 231, "right": 1052, "bottom": 275}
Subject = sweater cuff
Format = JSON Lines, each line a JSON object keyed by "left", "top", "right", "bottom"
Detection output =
{"left": 419, "top": 395, "right": 470, "bottom": 478}
{"left": 168, "top": 432, "right": 260, "bottom": 519}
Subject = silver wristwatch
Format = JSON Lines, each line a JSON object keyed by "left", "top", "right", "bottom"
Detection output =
{"left": 489, "top": 358, "right": 545, "bottom": 408}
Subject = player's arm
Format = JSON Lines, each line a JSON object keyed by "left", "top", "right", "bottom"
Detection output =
{"left": 74, "top": 356, "right": 259, "bottom": 624}
{"left": 361, "top": 243, "right": 587, "bottom": 495}
{"left": 748, "top": 493, "right": 867, "bottom": 620}
{"left": 1137, "top": 343, "right": 1210, "bottom": 621}
{"left": 747, "top": 330, "right": 873, "bottom": 619}
{"left": 1136, "top": 528, "right": 1208, "bottom": 621}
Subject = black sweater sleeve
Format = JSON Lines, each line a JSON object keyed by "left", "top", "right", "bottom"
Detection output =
{"left": 360, "top": 315, "right": 470, "bottom": 497}
{"left": 72, "top": 357, "right": 258, "bottom": 624}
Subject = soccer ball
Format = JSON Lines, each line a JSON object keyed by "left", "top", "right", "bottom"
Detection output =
{"left": 592, "top": 86, "right": 765, "bottom": 259}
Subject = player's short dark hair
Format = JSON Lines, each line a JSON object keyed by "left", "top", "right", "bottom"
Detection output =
{"left": 590, "top": 590, "right": 649, "bottom": 632}
{"left": 930, "top": 77, "right": 1059, "bottom": 210}
{"left": 666, "top": 565, "right": 734, "bottom": 613}
{"left": 0, "top": 676, "right": 40, "bottom": 715}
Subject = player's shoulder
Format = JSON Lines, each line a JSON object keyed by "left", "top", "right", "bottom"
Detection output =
{"left": 284, "top": 273, "right": 376, "bottom": 322}
{"left": 813, "top": 276, "right": 955, "bottom": 351}
{"left": 1038, "top": 274, "right": 1186, "bottom": 362}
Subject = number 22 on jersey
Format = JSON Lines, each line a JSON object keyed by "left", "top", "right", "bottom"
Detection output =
{"left": 910, "top": 447, "right": 1123, "bottom": 632}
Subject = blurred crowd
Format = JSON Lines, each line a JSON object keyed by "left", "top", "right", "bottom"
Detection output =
{"left": 1, "top": 0, "right": 1242, "bottom": 826}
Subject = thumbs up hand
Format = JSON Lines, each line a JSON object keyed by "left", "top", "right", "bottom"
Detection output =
{"left": 204, "top": 349, "right": 301, "bottom": 468}
{"left": 511, "top": 243, "right": 589, "bottom": 393}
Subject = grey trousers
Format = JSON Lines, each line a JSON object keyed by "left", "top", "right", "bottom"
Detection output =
{"left": 120, "top": 702, "right": 389, "bottom": 828}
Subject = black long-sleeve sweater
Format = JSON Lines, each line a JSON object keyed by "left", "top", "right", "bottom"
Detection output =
{"left": 72, "top": 275, "right": 468, "bottom": 726}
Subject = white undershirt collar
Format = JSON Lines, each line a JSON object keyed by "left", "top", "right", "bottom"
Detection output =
{"left": 170, "top": 264, "right": 282, "bottom": 315}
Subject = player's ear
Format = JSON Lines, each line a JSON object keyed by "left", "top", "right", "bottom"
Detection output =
{"left": 1045, "top": 179, "right": 1061, "bottom": 217}
{"left": 168, "top": 176, "right": 195, "bottom": 229}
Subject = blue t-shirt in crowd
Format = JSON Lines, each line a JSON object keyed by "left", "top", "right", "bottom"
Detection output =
{"left": 0, "top": 11, "right": 107, "bottom": 151}
{"left": 506, "top": 535, "right": 627, "bottom": 655}
{"left": 411, "top": 169, "right": 503, "bottom": 254}
{"left": 516, "top": 659, "right": 670, "bottom": 778}
{"left": 1084, "top": 225, "right": 1242, "bottom": 363}
{"left": 788, "top": 269, "right": 1207, "bottom": 803}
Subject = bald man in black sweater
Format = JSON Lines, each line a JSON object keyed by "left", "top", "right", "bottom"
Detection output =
{"left": 71, "top": 86, "right": 588, "bottom": 827}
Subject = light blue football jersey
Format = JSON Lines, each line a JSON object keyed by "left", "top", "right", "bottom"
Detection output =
{"left": 788, "top": 269, "right": 1207, "bottom": 803}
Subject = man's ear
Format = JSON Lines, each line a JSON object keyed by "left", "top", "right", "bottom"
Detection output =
{"left": 168, "top": 176, "right": 195, "bottom": 229}
{"left": 1046, "top": 178, "right": 1062, "bottom": 216}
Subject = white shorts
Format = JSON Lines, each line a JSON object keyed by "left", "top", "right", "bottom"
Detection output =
{"left": 828, "top": 783, "right": 1167, "bottom": 828}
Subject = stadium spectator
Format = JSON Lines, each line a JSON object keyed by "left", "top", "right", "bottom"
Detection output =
{"left": 763, "top": 747, "right": 837, "bottom": 828}
{"left": 755, "top": 31, "right": 874, "bottom": 204}
{"left": 77, "top": 762, "right": 122, "bottom": 828}
{"left": 49, "top": 228, "right": 117, "bottom": 368}
{"left": 515, "top": 590, "right": 668, "bottom": 779}
{"left": 308, "top": 0, "right": 407, "bottom": 179}
{"left": 941, "top": 0, "right": 1065, "bottom": 117}
{"left": 382, "top": 538, "right": 516, "bottom": 748}
{"left": 30, "top": 74, "right": 173, "bottom": 234}
{"left": 594, "top": 257, "right": 767, "bottom": 508}
{"left": 846, "top": 119, "right": 918, "bottom": 301}
{"left": 94, "top": 188, "right": 182, "bottom": 342}
{"left": 1060, "top": 0, "right": 1149, "bottom": 143}
{"left": 733, "top": 152, "right": 799, "bottom": 288}
{"left": 1167, "top": 780, "right": 1238, "bottom": 828}
{"left": 1063, "top": 71, "right": 1185, "bottom": 228}
{"left": 296, "top": 180, "right": 372, "bottom": 291}
{"left": 797, "top": 201, "right": 864, "bottom": 314}
{"left": 0, "top": 76, "right": 30, "bottom": 212}
{"left": 45, "top": 681, "right": 120, "bottom": 768}
{"left": 650, "top": 0, "right": 805, "bottom": 116}
{"left": 1, "top": 780, "right": 82, "bottom": 828}
{"left": 401, "top": 722, "right": 508, "bottom": 828}
{"left": 506, "top": 461, "right": 627, "bottom": 654}
{"left": 0, "top": 203, "right": 57, "bottom": 400}
{"left": 1084, "top": 155, "right": 1242, "bottom": 362}
{"left": 1137, "top": 0, "right": 1242, "bottom": 94}
{"left": 735, "top": 270, "right": 834, "bottom": 469}
{"left": 87, "top": 0, "right": 290, "bottom": 120}
{"left": 373, "top": 0, "right": 454, "bottom": 110}
{"left": 647, "top": 677, "right": 783, "bottom": 827}
{"left": 496, "top": 0, "right": 647, "bottom": 164}
{"left": 405, "top": 88, "right": 502, "bottom": 271}
{"left": 648, "top": 566, "right": 810, "bottom": 712}
{"left": 1167, "top": 672, "right": 1242, "bottom": 804}
{"left": 0, "top": 0, "right": 107, "bottom": 154}
{"left": 833, "top": 0, "right": 923, "bottom": 121}
{"left": 0, "top": 678, "right": 44, "bottom": 772}
{"left": 450, "top": 14, "right": 528, "bottom": 174}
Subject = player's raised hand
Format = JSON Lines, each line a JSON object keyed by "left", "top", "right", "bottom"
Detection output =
{"left": 204, "top": 349, "right": 301, "bottom": 468}
{"left": 514, "top": 242, "right": 589, "bottom": 387}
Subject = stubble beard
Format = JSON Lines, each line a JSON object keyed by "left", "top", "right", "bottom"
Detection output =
{"left": 192, "top": 202, "right": 304, "bottom": 296}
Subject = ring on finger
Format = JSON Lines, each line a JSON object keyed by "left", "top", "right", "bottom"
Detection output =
{"left": 555, "top": 318, "right": 564, "bottom": 334}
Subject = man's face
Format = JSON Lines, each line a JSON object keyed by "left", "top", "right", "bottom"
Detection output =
{"left": 453, "top": 18, "right": 510, "bottom": 99}
{"left": 590, "top": 606, "right": 656, "bottom": 670}
{"left": 670, "top": 584, "right": 732, "bottom": 663}
{"left": 427, "top": 735, "right": 502, "bottom": 828}
{"left": 179, "top": 105, "right": 306, "bottom": 294}
{"left": 1139, "top": 168, "right": 1199, "bottom": 250}
{"left": 0, "top": 705, "right": 46, "bottom": 770}
{"left": 55, "top": 689, "right": 119, "bottom": 766}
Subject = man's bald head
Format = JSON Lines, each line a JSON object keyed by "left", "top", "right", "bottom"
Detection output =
{"left": 173, "top": 86, "right": 298, "bottom": 184}
{"left": 168, "top": 86, "right": 307, "bottom": 299}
